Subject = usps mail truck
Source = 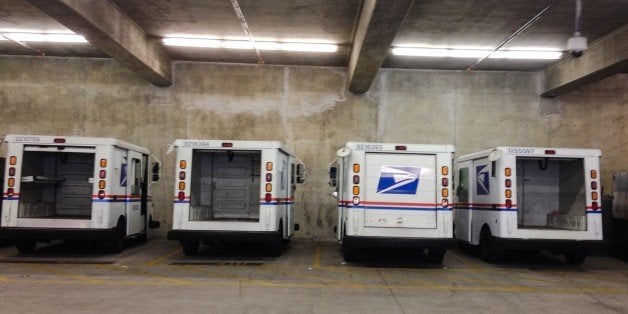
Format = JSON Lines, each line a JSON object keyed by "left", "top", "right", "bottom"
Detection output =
{"left": 167, "top": 140, "right": 305, "bottom": 256}
{"left": 453, "top": 147, "right": 603, "bottom": 264}
{"left": 329, "top": 142, "right": 455, "bottom": 263}
{"left": 0, "top": 135, "right": 160, "bottom": 253}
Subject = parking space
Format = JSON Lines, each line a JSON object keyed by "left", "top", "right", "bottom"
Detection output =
{"left": 0, "top": 240, "right": 626, "bottom": 312}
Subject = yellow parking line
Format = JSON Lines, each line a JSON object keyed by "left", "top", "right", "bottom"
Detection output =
{"left": 25, "top": 264, "right": 103, "bottom": 284}
{"left": 312, "top": 245, "right": 322, "bottom": 269}
{"left": 447, "top": 250, "right": 484, "bottom": 271}
{"left": 145, "top": 248, "right": 181, "bottom": 266}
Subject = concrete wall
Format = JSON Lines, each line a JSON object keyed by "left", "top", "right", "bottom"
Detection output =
{"left": 0, "top": 56, "right": 625, "bottom": 239}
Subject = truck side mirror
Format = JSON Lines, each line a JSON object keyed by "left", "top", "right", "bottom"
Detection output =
{"left": 329, "top": 166, "right": 337, "bottom": 187}
{"left": 296, "top": 164, "right": 305, "bottom": 184}
{"left": 152, "top": 162, "right": 160, "bottom": 182}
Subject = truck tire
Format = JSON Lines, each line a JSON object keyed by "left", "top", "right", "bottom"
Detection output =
{"left": 480, "top": 227, "right": 499, "bottom": 263}
{"left": 181, "top": 240, "right": 200, "bottom": 256}
{"left": 16, "top": 240, "right": 37, "bottom": 254}
{"left": 342, "top": 242, "right": 358, "bottom": 262}
{"left": 428, "top": 249, "right": 446, "bottom": 263}
{"left": 565, "top": 251, "right": 587, "bottom": 265}
{"left": 268, "top": 221, "right": 284, "bottom": 257}
{"left": 106, "top": 218, "right": 126, "bottom": 253}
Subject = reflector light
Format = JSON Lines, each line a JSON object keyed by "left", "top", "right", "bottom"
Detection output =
{"left": 353, "top": 164, "right": 360, "bottom": 173}
{"left": 266, "top": 173, "right": 272, "bottom": 182}
{"left": 442, "top": 188, "right": 449, "bottom": 197}
{"left": 178, "top": 181, "right": 186, "bottom": 190}
{"left": 99, "top": 180, "right": 106, "bottom": 189}
{"left": 591, "top": 191, "right": 598, "bottom": 201}
{"left": 221, "top": 142, "right": 233, "bottom": 147}
{"left": 353, "top": 186, "right": 360, "bottom": 195}
{"left": 178, "top": 191, "right": 185, "bottom": 201}
{"left": 179, "top": 171, "right": 186, "bottom": 180}
{"left": 179, "top": 160, "right": 187, "bottom": 169}
{"left": 99, "top": 170, "right": 106, "bottom": 179}
{"left": 591, "top": 202, "right": 599, "bottom": 211}
{"left": 590, "top": 181, "right": 597, "bottom": 190}
{"left": 266, "top": 162, "right": 273, "bottom": 171}
{"left": 8, "top": 167, "right": 15, "bottom": 176}
{"left": 98, "top": 190, "right": 105, "bottom": 199}
{"left": 7, "top": 188, "right": 14, "bottom": 197}
{"left": 352, "top": 196, "right": 360, "bottom": 205}
{"left": 395, "top": 145, "right": 407, "bottom": 151}
{"left": 505, "top": 199, "right": 512, "bottom": 208}
{"left": 441, "top": 166, "right": 449, "bottom": 176}
{"left": 266, "top": 183, "right": 272, "bottom": 192}
{"left": 590, "top": 170, "right": 597, "bottom": 179}
{"left": 442, "top": 199, "right": 449, "bottom": 207}
{"left": 442, "top": 178, "right": 448, "bottom": 187}
{"left": 505, "top": 179, "right": 512, "bottom": 188}
{"left": 9, "top": 156, "right": 16, "bottom": 165}
{"left": 353, "top": 175, "right": 360, "bottom": 184}
{"left": 7, "top": 178, "right": 14, "bottom": 187}
{"left": 265, "top": 193, "right": 272, "bottom": 202}
{"left": 100, "top": 159, "right": 107, "bottom": 167}
{"left": 544, "top": 149, "right": 556, "bottom": 155}
{"left": 54, "top": 138, "right": 66, "bottom": 143}
{"left": 505, "top": 168, "right": 511, "bottom": 177}
{"left": 505, "top": 189, "right": 512, "bottom": 198}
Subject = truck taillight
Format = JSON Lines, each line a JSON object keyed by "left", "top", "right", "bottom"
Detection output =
{"left": 178, "top": 191, "right": 185, "bottom": 201}
{"left": 590, "top": 181, "right": 597, "bottom": 190}
{"left": 505, "top": 189, "right": 512, "bottom": 198}
{"left": 442, "top": 178, "right": 448, "bottom": 187}
{"left": 352, "top": 196, "right": 360, "bottom": 205}
{"left": 99, "top": 170, "right": 106, "bottom": 178}
{"left": 353, "top": 164, "right": 360, "bottom": 173}
{"left": 505, "top": 168, "right": 511, "bottom": 177}
{"left": 505, "top": 179, "right": 511, "bottom": 188}
{"left": 591, "top": 191, "right": 598, "bottom": 201}
{"left": 441, "top": 166, "right": 448, "bottom": 176}
{"left": 395, "top": 145, "right": 406, "bottom": 151}
{"left": 54, "top": 138, "right": 66, "bottom": 143}
{"left": 590, "top": 170, "right": 597, "bottom": 179}
{"left": 265, "top": 193, "right": 272, "bottom": 202}
{"left": 266, "top": 173, "right": 272, "bottom": 182}
{"left": 442, "top": 199, "right": 449, "bottom": 207}
{"left": 353, "top": 186, "right": 360, "bottom": 195}
{"left": 178, "top": 182, "right": 186, "bottom": 190}
{"left": 9, "top": 156, "right": 16, "bottom": 165}
{"left": 7, "top": 178, "right": 15, "bottom": 187}
{"left": 221, "top": 142, "right": 233, "bottom": 147}
{"left": 7, "top": 188, "right": 14, "bottom": 197}
{"left": 179, "top": 171, "right": 186, "bottom": 180}
{"left": 266, "top": 183, "right": 272, "bottom": 192}
{"left": 8, "top": 167, "right": 15, "bottom": 176}
{"left": 353, "top": 175, "right": 360, "bottom": 184}
{"left": 179, "top": 160, "right": 187, "bottom": 169}
{"left": 266, "top": 162, "right": 273, "bottom": 171}
{"left": 544, "top": 149, "right": 556, "bottom": 155}
{"left": 591, "top": 202, "right": 599, "bottom": 211}
{"left": 100, "top": 159, "right": 107, "bottom": 167}
{"left": 441, "top": 188, "right": 448, "bottom": 197}
{"left": 505, "top": 199, "right": 512, "bottom": 208}
{"left": 98, "top": 190, "right": 105, "bottom": 199}
{"left": 98, "top": 180, "right": 106, "bottom": 189}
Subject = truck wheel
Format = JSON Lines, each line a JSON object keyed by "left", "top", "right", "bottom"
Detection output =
{"left": 181, "top": 240, "right": 200, "bottom": 256}
{"left": 480, "top": 228, "right": 499, "bottom": 263}
{"left": 268, "top": 222, "right": 284, "bottom": 257}
{"left": 428, "top": 249, "right": 446, "bottom": 263}
{"left": 106, "top": 218, "right": 126, "bottom": 253}
{"left": 16, "top": 240, "right": 37, "bottom": 254}
{"left": 342, "top": 242, "right": 357, "bottom": 262}
{"left": 565, "top": 251, "right": 587, "bottom": 265}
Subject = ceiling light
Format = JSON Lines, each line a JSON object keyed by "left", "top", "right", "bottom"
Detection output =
{"left": 163, "top": 37, "right": 338, "bottom": 53}
{"left": 0, "top": 32, "right": 87, "bottom": 43}
{"left": 391, "top": 47, "right": 562, "bottom": 60}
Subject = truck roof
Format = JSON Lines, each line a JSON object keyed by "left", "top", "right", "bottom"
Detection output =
{"left": 456, "top": 146, "right": 602, "bottom": 162}
{"left": 344, "top": 142, "right": 455, "bottom": 153}
{"left": 4, "top": 135, "right": 150, "bottom": 154}
{"left": 171, "top": 139, "right": 297, "bottom": 157}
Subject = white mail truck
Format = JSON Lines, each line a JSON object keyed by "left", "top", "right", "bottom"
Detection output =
{"left": 0, "top": 135, "right": 160, "bottom": 253}
{"left": 453, "top": 146, "right": 603, "bottom": 264}
{"left": 167, "top": 140, "right": 305, "bottom": 256}
{"left": 329, "top": 142, "right": 455, "bottom": 263}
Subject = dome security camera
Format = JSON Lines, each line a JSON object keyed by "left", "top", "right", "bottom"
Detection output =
{"left": 567, "top": 35, "right": 587, "bottom": 58}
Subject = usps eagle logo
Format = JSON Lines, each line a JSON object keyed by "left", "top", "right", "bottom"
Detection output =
{"left": 476, "top": 164, "right": 490, "bottom": 195}
{"left": 376, "top": 166, "right": 420, "bottom": 194}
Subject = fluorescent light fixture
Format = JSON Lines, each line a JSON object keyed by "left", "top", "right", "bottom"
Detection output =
{"left": 0, "top": 32, "right": 87, "bottom": 43}
{"left": 163, "top": 37, "right": 338, "bottom": 53}
{"left": 392, "top": 46, "right": 562, "bottom": 60}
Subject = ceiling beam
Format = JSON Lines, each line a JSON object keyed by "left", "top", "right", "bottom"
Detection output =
{"left": 541, "top": 25, "right": 627, "bottom": 97}
{"left": 26, "top": 0, "right": 172, "bottom": 86}
{"left": 347, "top": 0, "right": 414, "bottom": 94}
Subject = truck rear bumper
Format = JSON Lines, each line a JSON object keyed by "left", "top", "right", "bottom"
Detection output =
{"left": 0, "top": 227, "right": 116, "bottom": 241}
{"left": 167, "top": 229, "right": 279, "bottom": 243}
{"left": 491, "top": 237, "right": 605, "bottom": 252}
{"left": 343, "top": 236, "right": 456, "bottom": 249}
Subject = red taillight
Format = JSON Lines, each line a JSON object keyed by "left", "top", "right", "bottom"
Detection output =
{"left": 395, "top": 145, "right": 407, "bottom": 151}
{"left": 7, "top": 188, "right": 14, "bottom": 197}
{"left": 591, "top": 202, "right": 599, "bottom": 211}
{"left": 179, "top": 171, "right": 186, "bottom": 180}
{"left": 442, "top": 199, "right": 449, "bottom": 207}
{"left": 8, "top": 167, "right": 15, "bottom": 176}
{"left": 544, "top": 149, "right": 556, "bottom": 155}
{"left": 505, "top": 199, "right": 512, "bottom": 208}
{"left": 54, "top": 138, "right": 66, "bottom": 143}
{"left": 178, "top": 191, "right": 185, "bottom": 201}
{"left": 99, "top": 170, "right": 106, "bottom": 178}
{"left": 505, "top": 179, "right": 512, "bottom": 188}
{"left": 265, "top": 193, "right": 272, "bottom": 202}
{"left": 222, "top": 142, "right": 233, "bottom": 148}
{"left": 98, "top": 190, "right": 105, "bottom": 199}
{"left": 590, "top": 181, "right": 597, "bottom": 190}
{"left": 266, "top": 173, "right": 272, "bottom": 182}
{"left": 442, "top": 178, "right": 448, "bottom": 187}
{"left": 353, "top": 175, "right": 360, "bottom": 184}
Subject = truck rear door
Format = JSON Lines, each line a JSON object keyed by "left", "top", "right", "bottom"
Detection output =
{"left": 363, "top": 152, "right": 437, "bottom": 229}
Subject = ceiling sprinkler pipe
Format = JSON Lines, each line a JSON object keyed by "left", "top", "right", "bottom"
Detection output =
{"left": 575, "top": 0, "right": 582, "bottom": 36}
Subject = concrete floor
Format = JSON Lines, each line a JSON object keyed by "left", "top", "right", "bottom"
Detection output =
{"left": 0, "top": 239, "right": 626, "bottom": 313}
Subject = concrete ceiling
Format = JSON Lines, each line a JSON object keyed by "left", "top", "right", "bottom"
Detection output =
{"left": 0, "top": 0, "right": 626, "bottom": 93}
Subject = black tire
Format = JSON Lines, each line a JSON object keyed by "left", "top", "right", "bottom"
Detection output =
{"left": 479, "top": 227, "right": 499, "bottom": 263}
{"left": 342, "top": 242, "right": 357, "bottom": 262}
{"left": 181, "top": 240, "right": 200, "bottom": 256}
{"left": 428, "top": 248, "right": 446, "bottom": 263}
{"left": 268, "top": 221, "right": 284, "bottom": 257}
{"left": 565, "top": 251, "right": 587, "bottom": 265}
{"left": 16, "top": 240, "right": 37, "bottom": 254}
{"left": 106, "top": 218, "right": 126, "bottom": 253}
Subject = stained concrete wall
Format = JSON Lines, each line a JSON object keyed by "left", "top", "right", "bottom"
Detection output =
{"left": 0, "top": 56, "right": 625, "bottom": 239}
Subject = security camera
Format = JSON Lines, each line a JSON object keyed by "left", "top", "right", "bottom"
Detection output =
{"left": 567, "top": 35, "right": 587, "bottom": 58}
